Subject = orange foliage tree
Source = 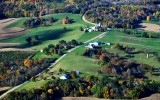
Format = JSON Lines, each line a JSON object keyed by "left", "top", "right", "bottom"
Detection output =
{"left": 24, "top": 59, "right": 33, "bottom": 68}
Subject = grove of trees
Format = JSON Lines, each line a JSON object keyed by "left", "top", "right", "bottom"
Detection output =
{"left": 0, "top": 51, "right": 56, "bottom": 86}
{"left": 42, "top": 39, "right": 82, "bottom": 56}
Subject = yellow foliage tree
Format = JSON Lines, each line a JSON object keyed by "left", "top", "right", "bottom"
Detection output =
{"left": 24, "top": 59, "right": 33, "bottom": 68}
{"left": 47, "top": 89, "right": 53, "bottom": 94}
{"left": 103, "top": 86, "right": 110, "bottom": 98}
{"left": 30, "top": 76, "right": 35, "bottom": 81}
{"left": 87, "top": 86, "right": 91, "bottom": 90}
{"left": 79, "top": 87, "right": 84, "bottom": 95}
{"left": 16, "top": 70, "right": 20, "bottom": 75}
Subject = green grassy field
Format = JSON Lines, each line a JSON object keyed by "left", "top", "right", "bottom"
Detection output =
{"left": 97, "top": 30, "right": 160, "bottom": 81}
{"left": 1, "top": 13, "right": 99, "bottom": 50}
{"left": 15, "top": 80, "right": 49, "bottom": 91}
{"left": 9, "top": 13, "right": 160, "bottom": 91}
{"left": 48, "top": 46, "right": 100, "bottom": 75}
{"left": 142, "top": 19, "right": 160, "bottom": 25}
{"left": 15, "top": 29, "right": 160, "bottom": 91}
{"left": 100, "top": 30, "right": 160, "bottom": 53}
{"left": 32, "top": 51, "right": 60, "bottom": 59}
{"left": 97, "top": 30, "right": 160, "bottom": 67}
{"left": 16, "top": 46, "right": 101, "bottom": 91}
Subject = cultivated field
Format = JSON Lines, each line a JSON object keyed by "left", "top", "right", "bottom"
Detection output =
{"left": 0, "top": 18, "right": 30, "bottom": 49}
{"left": 0, "top": 18, "right": 29, "bottom": 40}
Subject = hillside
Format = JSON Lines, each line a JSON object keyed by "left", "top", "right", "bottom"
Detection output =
{"left": 0, "top": 0, "right": 160, "bottom": 100}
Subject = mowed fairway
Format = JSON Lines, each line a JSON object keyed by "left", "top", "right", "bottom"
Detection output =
{"left": 0, "top": 13, "right": 97, "bottom": 50}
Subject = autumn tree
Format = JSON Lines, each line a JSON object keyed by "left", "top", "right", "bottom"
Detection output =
{"left": 24, "top": 59, "right": 33, "bottom": 68}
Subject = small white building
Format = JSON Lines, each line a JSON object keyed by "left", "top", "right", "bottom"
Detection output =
{"left": 60, "top": 71, "right": 80, "bottom": 80}
{"left": 60, "top": 76, "right": 67, "bottom": 80}
{"left": 85, "top": 42, "right": 100, "bottom": 49}
{"left": 107, "top": 28, "right": 112, "bottom": 31}
{"left": 40, "top": 49, "right": 43, "bottom": 52}
{"left": 74, "top": 70, "right": 80, "bottom": 75}
{"left": 106, "top": 42, "right": 111, "bottom": 46}
{"left": 88, "top": 29, "right": 93, "bottom": 32}
{"left": 60, "top": 73, "right": 70, "bottom": 80}
{"left": 84, "top": 23, "right": 102, "bottom": 32}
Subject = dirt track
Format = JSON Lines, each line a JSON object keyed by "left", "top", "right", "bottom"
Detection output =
{"left": 0, "top": 87, "right": 11, "bottom": 92}
{"left": 138, "top": 23, "right": 160, "bottom": 32}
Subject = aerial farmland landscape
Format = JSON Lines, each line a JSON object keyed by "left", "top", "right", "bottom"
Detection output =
{"left": 0, "top": 0, "right": 160, "bottom": 100}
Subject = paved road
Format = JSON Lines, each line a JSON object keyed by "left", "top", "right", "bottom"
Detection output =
{"left": 0, "top": 15, "right": 107, "bottom": 99}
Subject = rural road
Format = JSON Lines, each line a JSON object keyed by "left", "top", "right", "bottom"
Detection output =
{"left": 0, "top": 15, "right": 107, "bottom": 99}
{"left": 82, "top": 15, "right": 96, "bottom": 25}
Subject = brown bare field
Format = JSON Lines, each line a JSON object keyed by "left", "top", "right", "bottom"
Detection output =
{"left": 0, "top": 18, "right": 20, "bottom": 29}
{"left": 0, "top": 87, "right": 11, "bottom": 91}
{"left": 0, "top": 18, "right": 30, "bottom": 49}
{"left": 0, "top": 48, "right": 38, "bottom": 51}
{"left": 138, "top": 23, "right": 160, "bottom": 33}
{"left": 0, "top": 18, "right": 30, "bottom": 40}
{"left": 0, "top": 87, "right": 11, "bottom": 94}
{"left": 0, "top": 43, "right": 20, "bottom": 48}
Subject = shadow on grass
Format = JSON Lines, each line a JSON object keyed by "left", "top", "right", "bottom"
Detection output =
{"left": 152, "top": 73, "right": 160, "bottom": 76}
{"left": 120, "top": 54, "right": 135, "bottom": 60}
{"left": 19, "top": 28, "right": 72, "bottom": 48}
{"left": 129, "top": 50, "right": 143, "bottom": 54}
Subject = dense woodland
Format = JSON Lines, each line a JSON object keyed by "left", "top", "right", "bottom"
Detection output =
{"left": 0, "top": 51, "right": 56, "bottom": 86}
{"left": 0, "top": 0, "right": 160, "bottom": 29}
{"left": 42, "top": 40, "right": 82, "bottom": 56}
{"left": 2, "top": 77, "right": 160, "bottom": 99}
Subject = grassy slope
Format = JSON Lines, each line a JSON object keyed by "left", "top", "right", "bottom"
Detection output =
{"left": 14, "top": 13, "right": 102, "bottom": 90}
{"left": 16, "top": 30, "right": 160, "bottom": 90}
{"left": 1, "top": 13, "right": 97, "bottom": 50}
{"left": 49, "top": 46, "right": 100, "bottom": 75}
{"left": 15, "top": 80, "right": 49, "bottom": 91}
{"left": 32, "top": 51, "right": 60, "bottom": 59}
{"left": 100, "top": 30, "right": 160, "bottom": 52}
{"left": 98, "top": 30, "right": 160, "bottom": 67}
{"left": 142, "top": 19, "right": 160, "bottom": 25}
{"left": 13, "top": 15, "right": 160, "bottom": 91}
{"left": 16, "top": 46, "right": 100, "bottom": 91}
{"left": 98, "top": 30, "right": 160, "bottom": 81}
